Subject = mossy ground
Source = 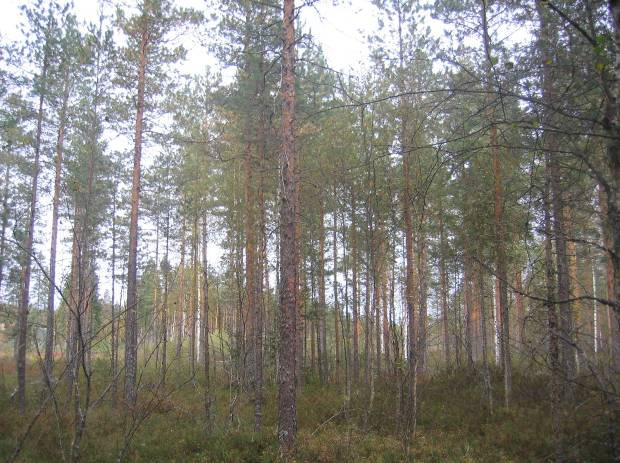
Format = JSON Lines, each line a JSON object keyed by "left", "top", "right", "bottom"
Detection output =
{"left": 0, "top": 357, "right": 617, "bottom": 462}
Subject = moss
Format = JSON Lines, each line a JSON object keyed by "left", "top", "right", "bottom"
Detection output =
{"left": 0, "top": 358, "right": 616, "bottom": 462}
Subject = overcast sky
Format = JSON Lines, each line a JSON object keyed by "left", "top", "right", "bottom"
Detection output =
{"left": 1, "top": 0, "right": 386, "bottom": 306}
{"left": 2, "top": 0, "right": 377, "bottom": 73}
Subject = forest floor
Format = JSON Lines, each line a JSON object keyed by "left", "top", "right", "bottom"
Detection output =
{"left": 0, "top": 357, "right": 617, "bottom": 462}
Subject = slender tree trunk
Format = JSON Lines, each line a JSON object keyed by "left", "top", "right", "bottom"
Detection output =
{"left": 599, "top": 186, "right": 620, "bottom": 371}
{"left": 278, "top": 0, "right": 297, "bottom": 456}
{"left": 482, "top": 0, "right": 512, "bottom": 405}
{"left": 351, "top": 188, "right": 360, "bottom": 385}
{"left": 45, "top": 77, "right": 70, "bottom": 382}
{"left": 545, "top": 152, "right": 564, "bottom": 461}
{"left": 381, "top": 243, "right": 390, "bottom": 375}
{"left": 125, "top": 18, "right": 148, "bottom": 407}
{"left": 333, "top": 202, "right": 341, "bottom": 383}
{"left": 153, "top": 216, "right": 160, "bottom": 368}
{"left": 201, "top": 212, "right": 212, "bottom": 433}
{"left": 402, "top": 107, "right": 417, "bottom": 438}
{"left": 110, "top": 172, "right": 118, "bottom": 400}
{"left": 244, "top": 103, "right": 256, "bottom": 386}
{"left": 16, "top": 52, "right": 48, "bottom": 410}
{"left": 190, "top": 215, "right": 198, "bottom": 377}
{"left": 177, "top": 218, "right": 186, "bottom": 358}
{"left": 439, "top": 209, "right": 451, "bottom": 369}
{"left": 478, "top": 264, "right": 493, "bottom": 412}
{"left": 318, "top": 199, "right": 328, "bottom": 384}
{"left": 0, "top": 163, "right": 10, "bottom": 294}
{"left": 605, "top": 0, "right": 620, "bottom": 382}
{"left": 550, "top": 156, "right": 576, "bottom": 386}
{"left": 515, "top": 268, "right": 525, "bottom": 346}
{"left": 161, "top": 206, "right": 170, "bottom": 386}
{"left": 417, "top": 226, "right": 428, "bottom": 375}
{"left": 464, "top": 255, "right": 474, "bottom": 368}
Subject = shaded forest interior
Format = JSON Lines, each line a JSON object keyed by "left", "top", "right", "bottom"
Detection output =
{"left": 1, "top": 0, "right": 620, "bottom": 461}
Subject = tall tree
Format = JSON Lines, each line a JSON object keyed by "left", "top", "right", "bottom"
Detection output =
{"left": 118, "top": 0, "right": 199, "bottom": 405}
{"left": 278, "top": 0, "right": 297, "bottom": 456}
{"left": 15, "top": 0, "right": 61, "bottom": 410}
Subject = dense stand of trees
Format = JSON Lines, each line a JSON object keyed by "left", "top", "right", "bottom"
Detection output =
{"left": 1, "top": 0, "right": 620, "bottom": 460}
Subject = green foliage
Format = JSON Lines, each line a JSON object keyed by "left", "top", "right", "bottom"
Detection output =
{"left": 1, "top": 358, "right": 616, "bottom": 462}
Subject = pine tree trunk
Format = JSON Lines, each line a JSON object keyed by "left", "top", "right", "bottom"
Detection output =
{"left": 605, "top": 0, "right": 620, "bottom": 383}
{"left": 599, "top": 186, "right": 620, "bottom": 371}
{"left": 464, "top": 254, "right": 474, "bottom": 368}
{"left": 177, "top": 218, "right": 186, "bottom": 358}
{"left": 482, "top": 0, "right": 512, "bottom": 406}
{"left": 201, "top": 212, "right": 212, "bottom": 433}
{"left": 44, "top": 77, "right": 69, "bottom": 382}
{"left": 16, "top": 52, "right": 48, "bottom": 410}
{"left": 545, "top": 152, "right": 563, "bottom": 461}
{"left": 515, "top": 268, "right": 525, "bottom": 346}
{"left": 333, "top": 202, "right": 341, "bottom": 383}
{"left": 278, "top": 0, "right": 297, "bottom": 456}
{"left": 190, "top": 215, "right": 198, "bottom": 377}
{"left": 318, "top": 200, "right": 328, "bottom": 384}
{"left": 351, "top": 188, "right": 360, "bottom": 385}
{"left": 0, "top": 163, "right": 10, "bottom": 294}
{"left": 110, "top": 174, "right": 118, "bottom": 399}
{"left": 417, "top": 227, "right": 428, "bottom": 375}
{"left": 125, "top": 18, "right": 148, "bottom": 407}
{"left": 439, "top": 209, "right": 451, "bottom": 369}
{"left": 161, "top": 206, "right": 170, "bottom": 386}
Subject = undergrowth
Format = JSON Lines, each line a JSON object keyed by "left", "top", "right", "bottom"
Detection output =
{"left": 0, "top": 357, "right": 617, "bottom": 462}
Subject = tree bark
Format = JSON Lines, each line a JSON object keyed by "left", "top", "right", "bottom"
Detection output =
{"left": 0, "top": 163, "right": 10, "bottom": 294}
{"left": 333, "top": 201, "right": 341, "bottom": 383}
{"left": 482, "top": 0, "right": 512, "bottom": 406}
{"left": 44, "top": 75, "right": 70, "bottom": 382}
{"left": 16, "top": 50, "right": 49, "bottom": 411}
{"left": 125, "top": 17, "right": 148, "bottom": 407}
{"left": 439, "top": 209, "right": 451, "bottom": 369}
{"left": 278, "top": 0, "right": 297, "bottom": 456}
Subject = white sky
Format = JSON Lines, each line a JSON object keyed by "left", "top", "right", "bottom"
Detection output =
{"left": 0, "top": 0, "right": 529, "bottom": 310}
{"left": 1, "top": 0, "right": 380, "bottom": 307}
{"left": 2, "top": 0, "right": 376, "bottom": 72}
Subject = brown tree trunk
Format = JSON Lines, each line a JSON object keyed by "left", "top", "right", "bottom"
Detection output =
{"left": 125, "top": 18, "right": 148, "bottom": 407}
{"left": 478, "top": 264, "right": 493, "bottom": 412}
{"left": 402, "top": 108, "right": 418, "bottom": 437}
{"left": 439, "top": 209, "right": 451, "bottom": 368}
{"left": 351, "top": 188, "right": 360, "bottom": 385}
{"left": 16, "top": 52, "right": 48, "bottom": 410}
{"left": 482, "top": 0, "right": 512, "bottom": 405}
{"left": 201, "top": 212, "right": 212, "bottom": 433}
{"left": 278, "top": 0, "right": 297, "bottom": 456}
{"left": 464, "top": 254, "right": 474, "bottom": 368}
{"left": 545, "top": 152, "right": 564, "bottom": 461}
{"left": 605, "top": 0, "right": 620, "bottom": 381}
{"left": 515, "top": 268, "right": 525, "bottom": 346}
{"left": 45, "top": 78, "right": 69, "bottom": 382}
{"left": 161, "top": 206, "right": 170, "bottom": 387}
{"left": 318, "top": 199, "right": 328, "bottom": 384}
{"left": 110, "top": 173, "right": 119, "bottom": 399}
{"left": 190, "top": 215, "right": 198, "bottom": 377}
{"left": 599, "top": 186, "right": 620, "bottom": 371}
